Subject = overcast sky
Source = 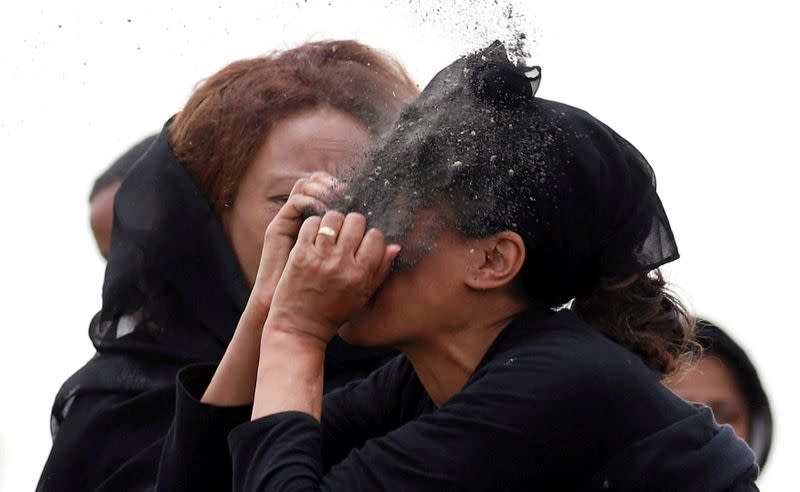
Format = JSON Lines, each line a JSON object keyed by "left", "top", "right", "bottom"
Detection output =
{"left": 1, "top": 1, "right": 797, "bottom": 489}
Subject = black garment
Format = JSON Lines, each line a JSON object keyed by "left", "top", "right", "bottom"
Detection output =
{"left": 157, "top": 309, "right": 758, "bottom": 491}
{"left": 694, "top": 319, "right": 773, "bottom": 469}
{"left": 38, "top": 122, "right": 395, "bottom": 492}
{"left": 90, "top": 133, "right": 158, "bottom": 200}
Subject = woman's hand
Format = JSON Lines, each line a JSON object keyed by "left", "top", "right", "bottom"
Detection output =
{"left": 201, "top": 173, "right": 338, "bottom": 406}
{"left": 249, "top": 173, "right": 339, "bottom": 309}
{"left": 253, "top": 211, "right": 399, "bottom": 420}
{"left": 266, "top": 211, "right": 401, "bottom": 345}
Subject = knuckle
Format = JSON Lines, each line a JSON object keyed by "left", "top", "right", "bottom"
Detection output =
{"left": 291, "top": 177, "right": 307, "bottom": 193}
{"left": 310, "top": 171, "right": 332, "bottom": 183}
{"left": 325, "top": 210, "right": 345, "bottom": 222}
{"left": 346, "top": 212, "right": 367, "bottom": 225}
{"left": 347, "top": 266, "right": 368, "bottom": 285}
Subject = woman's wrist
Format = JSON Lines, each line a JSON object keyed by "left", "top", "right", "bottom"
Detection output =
{"left": 263, "top": 310, "right": 337, "bottom": 350}
{"left": 253, "top": 322, "right": 326, "bottom": 420}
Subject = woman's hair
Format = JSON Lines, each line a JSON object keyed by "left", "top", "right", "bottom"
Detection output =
{"left": 169, "top": 40, "right": 418, "bottom": 217}
{"left": 335, "top": 42, "right": 692, "bottom": 376}
{"left": 571, "top": 270, "right": 697, "bottom": 376}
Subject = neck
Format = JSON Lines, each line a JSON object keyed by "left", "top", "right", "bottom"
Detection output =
{"left": 401, "top": 297, "right": 528, "bottom": 407}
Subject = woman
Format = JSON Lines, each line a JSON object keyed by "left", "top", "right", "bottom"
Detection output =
{"left": 37, "top": 40, "right": 418, "bottom": 491}
{"left": 158, "top": 42, "right": 759, "bottom": 490}
{"left": 668, "top": 318, "right": 773, "bottom": 470}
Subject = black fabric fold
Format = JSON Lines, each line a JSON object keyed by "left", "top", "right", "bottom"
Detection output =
{"left": 155, "top": 364, "right": 252, "bottom": 492}
{"left": 39, "top": 119, "right": 396, "bottom": 491}
{"left": 226, "top": 309, "right": 759, "bottom": 491}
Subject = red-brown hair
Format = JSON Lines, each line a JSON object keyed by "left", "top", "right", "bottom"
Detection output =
{"left": 169, "top": 40, "right": 418, "bottom": 216}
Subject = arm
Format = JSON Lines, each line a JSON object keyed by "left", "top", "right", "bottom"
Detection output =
{"left": 250, "top": 211, "right": 399, "bottom": 421}
{"left": 153, "top": 174, "right": 336, "bottom": 491}
{"left": 155, "top": 356, "right": 411, "bottom": 492}
{"left": 228, "top": 358, "right": 555, "bottom": 492}
{"left": 201, "top": 173, "right": 335, "bottom": 406}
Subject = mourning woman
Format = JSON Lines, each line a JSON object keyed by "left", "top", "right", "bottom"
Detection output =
{"left": 668, "top": 319, "right": 773, "bottom": 471}
{"left": 156, "top": 42, "right": 759, "bottom": 490}
{"left": 37, "top": 40, "right": 418, "bottom": 491}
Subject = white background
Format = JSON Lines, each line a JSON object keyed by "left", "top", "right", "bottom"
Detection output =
{"left": 1, "top": 1, "right": 797, "bottom": 490}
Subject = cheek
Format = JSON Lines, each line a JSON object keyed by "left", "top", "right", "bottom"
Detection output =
{"left": 338, "top": 279, "right": 413, "bottom": 346}
{"left": 226, "top": 201, "right": 281, "bottom": 283}
{"left": 239, "top": 202, "right": 281, "bottom": 241}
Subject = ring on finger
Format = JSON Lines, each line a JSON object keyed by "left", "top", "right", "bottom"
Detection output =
{"left": 318, "top": 226, "right": 338, "bottom": 240}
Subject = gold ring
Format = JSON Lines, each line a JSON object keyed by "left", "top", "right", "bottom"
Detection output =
{"left": 318, "top": 226, "right": 337, "bottom": 239}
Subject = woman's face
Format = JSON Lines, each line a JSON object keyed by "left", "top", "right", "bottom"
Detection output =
{"left": 224, "top": 107, "right": 373, "bottom": 287}
{"left": 667, "top": 355, "right": 751, "bottom": 441}
{"left": 339, "top": 221, "right": 475, "bottom": 348}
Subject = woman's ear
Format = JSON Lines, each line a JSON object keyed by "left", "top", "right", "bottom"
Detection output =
{"left": 464, "top": 231, "right": 526, "bottom": 290}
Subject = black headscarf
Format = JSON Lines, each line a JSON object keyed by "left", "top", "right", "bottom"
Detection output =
{"left": 51, "top": 120, "right": 393, "bottom": 436}
{"left": 695, "top": 319, "right": 773, "bottom": 469}
{"left": 336, "top": 41, "right": 678, "bottom": 306}
{"left": 90, "top": 134, "right": 158, "bottom": 201}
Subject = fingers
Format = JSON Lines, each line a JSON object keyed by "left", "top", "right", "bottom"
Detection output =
{"left": 355, "top": 230, "right": 400, "bottom": 290}
{"left": 281, "top": 178, "right": 330, "bottom": 219}
{"left": 266, "top": 173, "right": 342, "bottom": 240}
{"left": 297, "top": 215, "right": 322, "bottom": 246}
{"left": 337, "top": 213, "right": 367, "bottom": 254}
{"left": 355, "top": 228, "right": 388, "bottom": 274}
{"left": 290, "top": 172, "right": 337, "bottom": 196}
{"left": 315, "top": 211, "right": 346, "bottom": 249}
{"left": 297, "top": 213, "right": 396, "bottom": 290}
{"left": 291, "top": 172, "right": 341, "bottom": 207}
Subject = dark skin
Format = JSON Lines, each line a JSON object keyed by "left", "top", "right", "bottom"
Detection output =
{"left": 202, "top": 107, "right": 372, "bottom": 407}
{"left": 252, "top": 209, "right": 529, "bottom": 419}
{"left": 89, "top": 180, "right": 121, "bottom": 259}
{"left": 667, "top": 355, "right": 751, "bottom": 441}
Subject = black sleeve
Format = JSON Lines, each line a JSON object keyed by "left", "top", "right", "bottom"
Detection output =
{"left": 155, "top": 363, "right": 252, "bottom": 492}
{"left": 227, "top": 354, "right": 574, "bottom": 492}
{"left": 226, "top": 342, "right": 760, "bottom": 491}
{"left": 37, "top": 387, "right": 175, "bottom": 492}
{"left": 154, "top": 357, "right": 411, "bottom": 491}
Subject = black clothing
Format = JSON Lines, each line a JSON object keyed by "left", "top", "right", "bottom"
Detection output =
{"left": 158, "top": 309, "right": 758, "bottom": 491}
{"left": 90, "top": 133, "right": 158, "bottom": 200}
{"left": 336, "top": 41, "right": 679, "bottom": 306}
{"left": 694, "top": 319, "right": 773, "bottom": 469}
{"left": 38, "top": 122, "right": 395, "bottom": 492}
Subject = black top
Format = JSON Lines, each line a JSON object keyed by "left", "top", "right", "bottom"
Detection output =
{"left": 157, "top": 309, "right": 758, "bottom": 491}
{"left": 694, "top": 319, "right": 773, "bottom": 469}
{"left": 37, "top": 123, "right": 395, "bottom": 492}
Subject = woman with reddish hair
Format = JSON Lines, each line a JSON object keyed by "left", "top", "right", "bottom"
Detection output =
{"left": 37, "top": 40, "right": 417, "bottom": 492}
{"left": 156, "top": 42, "right": 757, "bottom": 490}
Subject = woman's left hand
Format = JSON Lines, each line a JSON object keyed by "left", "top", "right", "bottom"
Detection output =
{"left": 265, "top": 210, "right": 400, "bottom": 346}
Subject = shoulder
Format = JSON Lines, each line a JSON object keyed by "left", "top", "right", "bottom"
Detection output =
{"left": 475, "top": 309, "right": 654, "bottom": 391}
{"left": 457, "top": 309, "right": 695, "bottom": 437}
